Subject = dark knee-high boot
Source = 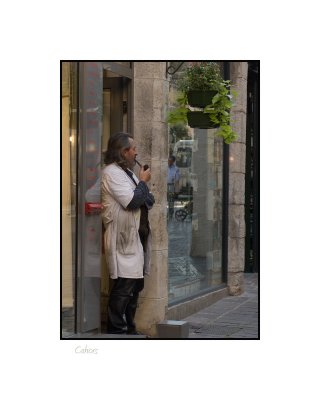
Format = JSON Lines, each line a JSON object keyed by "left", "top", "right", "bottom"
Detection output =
{"left": 125, "top": 278, "right": 144, "bottom": 334}
{"left": 107, "top": 295, "right": 130, "bottom": 334}
{"left": 107, "top": 278, "right": 137, "bottom": 334}
{"left": 125, "top": 292, "right": 139, "bottom": 333}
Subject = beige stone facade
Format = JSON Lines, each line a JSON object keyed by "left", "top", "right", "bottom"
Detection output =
{"left": 228, "top": 62, "right": 248, "bottom": 295}
{"left": 132, "top": 62, "right": 248, "bottom": 334}
{"left": 133, "top": 62, "right": 169, "bottom": 336}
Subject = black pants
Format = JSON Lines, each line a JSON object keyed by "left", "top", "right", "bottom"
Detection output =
{"left": 107, "top": 277, "right": 144, "bottom": 334}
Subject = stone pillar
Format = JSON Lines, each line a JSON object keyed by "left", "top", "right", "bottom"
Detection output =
{"left": 133, "top": 62, "right": 169, "bottom": 336}
{"left": 228, "top": 62, "right": 248, "bottom": 295}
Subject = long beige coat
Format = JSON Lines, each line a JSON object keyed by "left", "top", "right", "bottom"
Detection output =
{"left": 101, "top": 163, "right": 152, "bottom": 279}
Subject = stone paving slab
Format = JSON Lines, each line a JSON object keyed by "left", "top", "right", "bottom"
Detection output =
{"left": 64, "top": 333, "right": 148, "bottom": 339}
{"left": 184, "top": 273, "right": 259, "bottom": 339}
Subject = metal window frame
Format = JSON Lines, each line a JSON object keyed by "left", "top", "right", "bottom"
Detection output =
{"left": 245, "top": 61, "right": 260, "bottom": 273}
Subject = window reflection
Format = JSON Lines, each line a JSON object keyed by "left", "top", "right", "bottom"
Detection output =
{"left": 167, "top": 66, "right": 224, "bottom": 304}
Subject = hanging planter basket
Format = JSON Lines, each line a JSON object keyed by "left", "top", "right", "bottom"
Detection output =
{"left": 187, "top": 90, "right": 217, "bottom": 108}
{"left": 187, "top": 111, "right": 219, "bottom": 129}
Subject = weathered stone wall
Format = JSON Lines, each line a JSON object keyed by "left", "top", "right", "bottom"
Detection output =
{"left": 228, "top": 62, "right": 248, "bottom": 295}
{"left": 133, "top": 62, "right": 169, "bottom": 336}
{"left": 133, "top": 62, "right": 248, "bottom": 332}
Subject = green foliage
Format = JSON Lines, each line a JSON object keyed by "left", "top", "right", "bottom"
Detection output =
{"left": 169, "top": 123, "right": 189, "bottom": 141}
{"left": 167, "top": 106, "right": 188, "bottom": 125}
{"left": 203, "top": 81, "right": 238, "bottom": 142}
{"left": 167, "top": 62, "right": 238, "bottom": 144}
{"left": 177, "top": 62, "right": 223, "bottom": 92}
{"left": 167, "top": 92, "right": 188, "bottom": 124}
{"left": 216, "top": 125, "right": 237, "bottom": 144}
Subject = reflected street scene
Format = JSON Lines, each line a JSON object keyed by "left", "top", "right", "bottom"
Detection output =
{"left": 167, "top": 132, "right": 224, "bottom": 303}
{"left": 167, "top": 64, "right": 225, "bottom": 303}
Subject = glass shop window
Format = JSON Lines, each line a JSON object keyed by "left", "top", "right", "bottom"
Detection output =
{"left": 167, "top": 62, "right": 224, "bottom": 304}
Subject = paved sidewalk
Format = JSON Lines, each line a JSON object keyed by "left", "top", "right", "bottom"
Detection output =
{"left": 183, "top": 273, "right": 259, "bottom": 339}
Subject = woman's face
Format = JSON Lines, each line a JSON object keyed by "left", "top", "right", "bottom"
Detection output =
{"left": 123, "top": 139, "right": 138, "bottom": 169}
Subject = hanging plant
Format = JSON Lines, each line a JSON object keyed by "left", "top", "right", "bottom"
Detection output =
{"left": 167, "top": 62, "right": 238, "bottom": 144}
{"left": 187, "top": 111, "right": 219, "bottom": 129}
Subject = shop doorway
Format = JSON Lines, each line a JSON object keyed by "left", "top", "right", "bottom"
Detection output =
{"left": 100, "top": 64, "right": 133, "bottom": 332}
{"left": 62, "top": 62, "right": 133, "bottom": 337}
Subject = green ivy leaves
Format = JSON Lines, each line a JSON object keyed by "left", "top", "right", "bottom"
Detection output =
{"left": 167, "top": 63, "right": 238, "bottom": 144}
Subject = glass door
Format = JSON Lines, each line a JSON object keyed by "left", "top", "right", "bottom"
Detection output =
{"left": 61, "top": 62, "right": 78, "bottom": 337}
{"left": 76, "top": 62, "right": 104, "bottom": 333}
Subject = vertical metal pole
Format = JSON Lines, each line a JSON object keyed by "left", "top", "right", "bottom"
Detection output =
{"left": 222, "top": 61, "right": 230, "bottom": 284}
